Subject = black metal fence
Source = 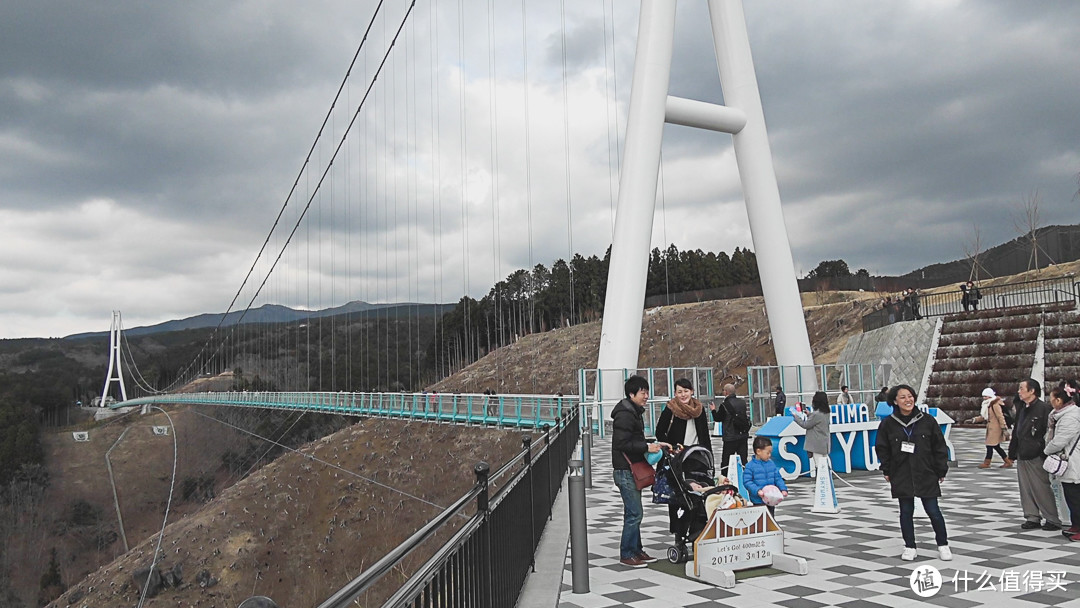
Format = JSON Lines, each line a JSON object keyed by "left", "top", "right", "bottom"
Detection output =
{"left": 317, "top": 409, "right": 580, "bottom": 608}
{"left": 862, "top": 276, "right": 1079, "bottom": 332}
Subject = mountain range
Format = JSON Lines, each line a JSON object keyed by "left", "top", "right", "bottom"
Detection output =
{"left": 64, "top": 300, "right": 455, "bottom": 340}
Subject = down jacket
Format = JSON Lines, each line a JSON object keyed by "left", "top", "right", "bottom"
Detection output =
{"left": 875, "top": 410, "right": 949, "bottom": 499}
{"left": 611, "top": 398, "right": 649, "bottom": 470}
{"left": 743, "top": 457, "right": 788, "bottom": 505}
{"left": 1045, "top": 404, "right": 1080, "bottom": 485}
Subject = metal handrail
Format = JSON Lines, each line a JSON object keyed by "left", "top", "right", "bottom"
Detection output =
{"left": 316, "top": 410, "right": 577, "bottom": 608}
{"left": 110, "top": 390, "right": 579, "bottom": 431}
{"left": 316, "top": 483, "right": 484, "bottom": 608}
{"left": 862, "top": 275, "right": 1078, "bottom": 331}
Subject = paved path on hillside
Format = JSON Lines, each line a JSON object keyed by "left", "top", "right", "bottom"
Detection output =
{"left": 552, "top": 429, "right": 1080, "bottom": 608}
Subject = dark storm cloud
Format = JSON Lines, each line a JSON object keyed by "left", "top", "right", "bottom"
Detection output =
{"left": 0, "top": 0, "right": 375, "bottom": 220}
{"left": 2, "top": 0, "right": 1079, "bottom": 338}
{"left": 654, "top": 1, "right": 1080, "bottom": 275}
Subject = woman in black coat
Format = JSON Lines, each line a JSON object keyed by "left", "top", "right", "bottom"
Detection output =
{"left": 654, "top": 378, "right": 713, "bottom": 534}
{"left": 874, "top": 384, "right": 951, "bottom": 562}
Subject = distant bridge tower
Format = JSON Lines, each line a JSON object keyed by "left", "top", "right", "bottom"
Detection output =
{"left": 597, "top": 0, "right": 816, "bottom": 393}
{"left": 101, "top": 311, "right": 128, "bottom": 406}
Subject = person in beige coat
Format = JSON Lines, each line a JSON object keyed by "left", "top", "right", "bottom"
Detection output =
{"left": 971, "top": 388, "right": 1012, "bottom": 468}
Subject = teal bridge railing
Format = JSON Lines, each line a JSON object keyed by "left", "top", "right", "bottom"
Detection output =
{"left": 110, "top": 391, "right": 578, "bottom": 430}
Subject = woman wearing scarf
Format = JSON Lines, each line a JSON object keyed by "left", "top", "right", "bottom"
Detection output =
{"left": 655, "top": 378, "right": 713, "bottom": 533}
{"left": 875, "top": 384, "right": 951, "bottom": 561}
{"left": 971, "top": 387, "right": 1012, "bottom": 468}
{"left": 1046, "top": 384, "right": 1080, "bottom": 540}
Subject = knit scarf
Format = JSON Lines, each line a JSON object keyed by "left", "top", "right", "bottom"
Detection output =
{"left": 666, "top": 396, "right": 703, "bottom": 420}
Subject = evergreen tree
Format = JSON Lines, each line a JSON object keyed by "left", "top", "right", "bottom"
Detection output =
{"left": 38, "top": 547, "right": 64, "bottom": 605}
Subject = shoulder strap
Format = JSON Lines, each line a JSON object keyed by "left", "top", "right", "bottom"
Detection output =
{"left": 1066, "top": 427, "right": 1080, "bottom": 459}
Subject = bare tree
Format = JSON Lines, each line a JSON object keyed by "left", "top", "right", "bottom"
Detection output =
{"left": 962, "top": 223, "right": 992, "bottom": 281}
{"left": 1012, "top": 189, "right": 1055, "bottom": 272}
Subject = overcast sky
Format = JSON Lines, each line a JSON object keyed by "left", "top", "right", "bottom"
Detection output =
{"left": 1, "top": 0, "right": 1078, "bottom": 339}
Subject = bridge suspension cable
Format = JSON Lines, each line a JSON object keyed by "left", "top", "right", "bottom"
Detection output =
{"left": 190, "top": 408, "right": 448, "bottom": 512}
{"left": 115, "top": 0, "right": 632, "bottom": 400}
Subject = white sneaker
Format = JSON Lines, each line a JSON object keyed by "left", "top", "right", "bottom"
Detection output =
{"left": 901, "top": 547, "right": 918, "bottom": 561}
{"left": 938, "top": 545, "right": 953, "bottom": 561}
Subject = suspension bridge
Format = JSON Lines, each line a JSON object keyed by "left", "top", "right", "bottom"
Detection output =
{"left": 93, "top": 0, "right": 817, "bottom": 605}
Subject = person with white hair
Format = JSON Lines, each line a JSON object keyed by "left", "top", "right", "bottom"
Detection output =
{"left": 969, "top": 387, "right": 1012, "bottom": 469}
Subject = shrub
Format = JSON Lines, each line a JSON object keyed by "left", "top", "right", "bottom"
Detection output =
{"left": 69, "top": 499, "right": 100, "bottom": 527}
{"left": 38, "top": 547, "right": 64, "bottom": 605}
{"left": 936, "top": 342, "right": 1033, "bottom": 359}
{"left": 181, "top": 474, "right": 216, "bottom": 503}
{"left": 937, "top": 327, "right": 1038, "bottom": 347}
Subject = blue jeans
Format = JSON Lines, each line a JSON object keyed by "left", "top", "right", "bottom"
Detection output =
{"left": 898, "top": 496, "right": 948, "bottom": 548}
{"left": 614, "top": 469, "right": 643, "bottom": 559}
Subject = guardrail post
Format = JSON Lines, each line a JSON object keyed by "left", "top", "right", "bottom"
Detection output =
{"left": 521, "top": 435, "right": 535, "bottom": 573}
{"left": 474, "top": 461, "right": 491, "bottom": 608}
{"left": 568, "top": 459, "right": 591, "bottom": 593}
{"left": 582, "top": 425, "right": 593, "bottom": 489}
{"left": 542, "top": 424, "right": 552, "bottom": 518}
{"left": 474, "top": 461, "right": 490, "bottom": 513}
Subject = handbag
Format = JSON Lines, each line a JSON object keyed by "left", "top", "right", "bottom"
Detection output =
{"left": 1043, "top": 432, "right": 1080, "bottom": 478}
{"left": 624, "top": 453, "right": 656, "bottom": 490}
{"left": 652, "top": 466, "right": 672, "bottom": 504}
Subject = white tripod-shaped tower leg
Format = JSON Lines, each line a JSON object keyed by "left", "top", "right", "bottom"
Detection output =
{"left": 101, "top": 310, "right": 128, "bottom": 406}
{"left": 597, "top": 0, "right": 816, "bottom": 393}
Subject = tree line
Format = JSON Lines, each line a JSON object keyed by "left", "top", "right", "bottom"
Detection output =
{"left": 428, "top": 245, "right": 761, "bottom": 377}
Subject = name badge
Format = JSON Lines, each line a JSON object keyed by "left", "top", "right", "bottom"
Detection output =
{"left": 901, "top": 441, "right": 915, "bottom": 454}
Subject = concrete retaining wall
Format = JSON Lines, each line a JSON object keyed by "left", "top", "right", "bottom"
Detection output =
{"left": 837, "top": 319, "right": 938, "bottom": 395}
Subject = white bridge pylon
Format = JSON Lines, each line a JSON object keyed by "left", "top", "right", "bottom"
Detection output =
{"left": 101, "top": 310, "right": 128, "bottom": 406}
{"left": 597, "top": 0, "right": 816, "bottom": 392}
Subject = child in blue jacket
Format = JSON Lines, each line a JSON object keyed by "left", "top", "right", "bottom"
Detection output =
{"left": 743, "top": 436, "right": 788, "bottom": 515}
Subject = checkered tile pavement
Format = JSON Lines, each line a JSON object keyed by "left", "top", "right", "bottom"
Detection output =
{"left": 557, "top": 429, "right": 1080, "bottom": 608}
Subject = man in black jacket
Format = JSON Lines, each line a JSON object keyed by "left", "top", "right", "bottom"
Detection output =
{"left": 773, "top": 385, "right": 786, "bottom": 416}
{"left": 1009, "top": 378, "right": 1062, "bottom": 531}
{"left": 711, "top": 383, "right": 749, "bottom": 472}
{"left": 611, "top": 375, "right": 670, "bottom": 567}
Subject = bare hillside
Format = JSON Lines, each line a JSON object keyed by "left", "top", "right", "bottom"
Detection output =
{"left": 49, "top": 417, "right": 523, "bottom": 608}
{"left": 431, "top": 292, "right": 879, "bottom": 395}
{"left": 9, "top": 408, "right": 251, "bottom": 606}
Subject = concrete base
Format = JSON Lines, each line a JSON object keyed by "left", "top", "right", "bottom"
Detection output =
{"left": 689, "top": 562, "right": 736, "bottom": 588}
{"left": 94, "top": 406, "right": 138, "bottom": 421}
{"left": 772, "top": 553, "right": 808, "bottom": 575}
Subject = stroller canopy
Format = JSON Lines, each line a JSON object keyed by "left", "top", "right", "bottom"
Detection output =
{"left": 673, "top": 445, "right": 714, "bottom": 485}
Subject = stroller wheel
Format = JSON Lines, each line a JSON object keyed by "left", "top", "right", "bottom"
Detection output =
{"left": 668, "top": 544, "right": 689, "bottom": 564}
{"left": 660, "top": 546, "right": 678, "bottom": 565}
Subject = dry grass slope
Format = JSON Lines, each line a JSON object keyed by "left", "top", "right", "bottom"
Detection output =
{"left": 431, "top": 292, "right": 880, "bottom": 395}
{"left": 48, "top": 416, "right": 523, "bottom": 608}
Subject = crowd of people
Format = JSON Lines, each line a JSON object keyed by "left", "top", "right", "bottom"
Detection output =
{"left": 878, "top": 280, "right": 987, "bottom": 326}
{"left": 609, "top": 375, "right": 1080, "bottom": 569}
{"left": 879, "top": 287, "right": 923, "bottom": 323}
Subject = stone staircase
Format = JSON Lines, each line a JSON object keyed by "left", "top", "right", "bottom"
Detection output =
{"left": 924, "top": 302, "right": 1076, "bottom": 421}
{"left": 1043, "top": 307, "right": 1080, "bottom": 383}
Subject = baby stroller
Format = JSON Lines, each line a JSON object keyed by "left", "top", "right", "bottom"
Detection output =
{"left": 658, "top": 446, "right": 734, "bottom": 563}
